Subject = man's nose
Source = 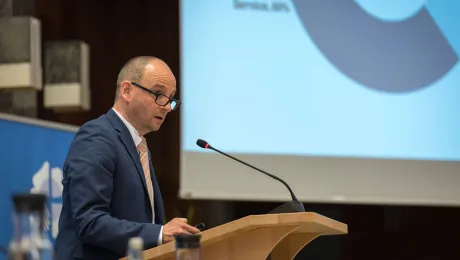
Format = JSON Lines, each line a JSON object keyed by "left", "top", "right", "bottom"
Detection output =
{"left": 161, "top": 102, "right": 172, "bottom": 112}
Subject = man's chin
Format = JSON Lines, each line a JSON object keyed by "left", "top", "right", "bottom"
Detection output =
{"left": 150, "top": 122, "right": 162, "bottom": 132}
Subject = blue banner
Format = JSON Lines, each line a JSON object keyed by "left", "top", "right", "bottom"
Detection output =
{"left": 0, "top": 113, "right": 78, "bottom": 259}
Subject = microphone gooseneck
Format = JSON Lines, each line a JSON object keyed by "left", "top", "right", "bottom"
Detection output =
{"left": 195, "top": 139, "right": 305, "bottom": 214}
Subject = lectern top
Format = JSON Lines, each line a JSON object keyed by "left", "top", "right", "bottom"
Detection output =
{"left": 130, "top": 212, "right": 347, "bottom": 260}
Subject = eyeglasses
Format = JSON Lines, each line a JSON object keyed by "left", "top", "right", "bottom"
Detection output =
{"left": 131, "top": 82, "right": 181, "bottom": 110}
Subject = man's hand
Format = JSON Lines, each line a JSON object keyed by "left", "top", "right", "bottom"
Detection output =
{"left": 162, "top": 218, "right": 201, "bottom": 244}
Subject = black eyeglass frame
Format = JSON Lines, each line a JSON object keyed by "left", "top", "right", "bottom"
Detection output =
{"left": 130, "top": 82, "right": 181, "bottom": 110}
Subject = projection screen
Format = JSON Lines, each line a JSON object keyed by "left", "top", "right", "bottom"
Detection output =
{"left": 179, "top": 0, "right": 460, "bottom": 206}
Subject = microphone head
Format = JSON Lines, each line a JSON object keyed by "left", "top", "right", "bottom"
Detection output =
{"left": 196, "top": 139, "right": 210, "bottom": 149}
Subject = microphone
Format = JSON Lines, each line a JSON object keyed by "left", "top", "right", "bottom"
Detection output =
{"left": 196, "top": 139, "right": 305, "bottom": 214}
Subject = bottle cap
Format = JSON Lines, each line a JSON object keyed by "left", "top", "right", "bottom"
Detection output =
{"left": 129, "top": 237, "right": 144, "bottom": 250}
{"left": 12, "top": 193, "right": 47, "bottom": 213}
{"left": 175, "top": 234, "right": 201, "bottom": 249}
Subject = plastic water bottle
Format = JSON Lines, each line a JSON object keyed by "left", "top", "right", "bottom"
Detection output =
{"left": 8, "top": 193, "right": 53, "bottom": 260}
{"left": 127, "top": 237, "right": 144, "bottom": 260}
{"left": 175, "top": 234, "right": 201, "bottom": 260}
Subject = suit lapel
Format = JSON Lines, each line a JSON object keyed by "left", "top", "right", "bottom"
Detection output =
{"left": 105, "top": 109, "right": 150, "bottom": 205}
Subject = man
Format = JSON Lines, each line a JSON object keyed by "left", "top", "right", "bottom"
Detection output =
{"left": 54, "top": 56, "right": 200, "bottom": 260}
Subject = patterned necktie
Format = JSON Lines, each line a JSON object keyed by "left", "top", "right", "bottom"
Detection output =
{"left": 137, "top": 137, "right": 155, "bottom": 222}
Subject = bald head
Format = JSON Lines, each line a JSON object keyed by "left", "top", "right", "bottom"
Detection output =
{"left": 113, "top": 56, "right": 177, "bottom": 134}
{"left": 115, "top": 56, "right": 157, "bottom": 98}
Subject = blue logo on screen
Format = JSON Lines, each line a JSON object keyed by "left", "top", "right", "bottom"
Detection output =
{"left": 291, "top": 0, "right": 458, "bottom": 93}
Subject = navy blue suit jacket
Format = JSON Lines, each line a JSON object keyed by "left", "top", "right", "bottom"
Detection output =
{"left": 55, "top": 109, "right": 165, "bottom": 260}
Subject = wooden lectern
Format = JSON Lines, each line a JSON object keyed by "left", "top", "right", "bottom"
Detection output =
{"left": 122, "top": 212, "right": 347, "bottom": 260}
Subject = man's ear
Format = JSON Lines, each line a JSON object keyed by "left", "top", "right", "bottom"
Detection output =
{"left": 119, "top": 81, "right": 133, "bottom": 102}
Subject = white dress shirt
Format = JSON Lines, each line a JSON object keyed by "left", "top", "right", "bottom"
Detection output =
{"left": 112, "top": 107, "right": 163, "bottom": 245}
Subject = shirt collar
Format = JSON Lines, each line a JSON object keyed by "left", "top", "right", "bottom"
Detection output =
{"left": 112, "top": 107, "right": 143, "bottom": 147}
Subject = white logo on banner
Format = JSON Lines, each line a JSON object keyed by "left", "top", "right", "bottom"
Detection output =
{"left": 30, "top": 161, "right": 63, "bottom": 239}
